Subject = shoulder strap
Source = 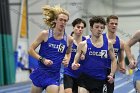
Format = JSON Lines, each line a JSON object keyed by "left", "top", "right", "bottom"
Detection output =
{"left": 63, "top": 30, "right": 67, "bottom": 42}
{"left": 48, "top": 29, "right": 53, "bottom": 38}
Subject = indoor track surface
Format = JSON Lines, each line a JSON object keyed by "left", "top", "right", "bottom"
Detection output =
{"left": 0, "top": 71, "right": 136, "bottom": 93}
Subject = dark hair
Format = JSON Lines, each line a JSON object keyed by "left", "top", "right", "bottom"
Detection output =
{"left": 89, "top": 16, "right": 106, "bottom": 27}
{"left": 70, "top": 31, "right": 74, "bottom": 36}
{"left": 106, "top": 15, "right": 118, "bottom": 23}
{"left": 72, "top": 18, "right": 86, "bottom": 27}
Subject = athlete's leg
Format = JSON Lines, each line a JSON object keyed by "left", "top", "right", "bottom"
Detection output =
{"left": 46, "top": 85, "right": 59, "bottom": 93}
{"left": 59, "top": 84, "right": 64, "bottom": 93}
{"left": 59, "top": 65, "right": 64, "bottom": 93}
{"left": 64, "top": 74, "right": 78, "bottom": 93}
{"left": 106, "top": 82, "right": 114, "bottom": 93}
{"left": 78, "top": 86, "right": 89, "bottom": 93}
{"left": 136, "top": 80, "right": 140, "bottom": 93}
{"left": 65, "top": 88, "right": 73, "bottom": 93}
{"left": 30, "top": 84, "right": 43, "bottom": 93}
{"left": 64, "top": 74, "right": 73, "bottom": 93}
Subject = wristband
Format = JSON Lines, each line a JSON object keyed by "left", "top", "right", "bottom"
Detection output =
{"left": 39, "top": 56, "right": 45, "bottom": 63}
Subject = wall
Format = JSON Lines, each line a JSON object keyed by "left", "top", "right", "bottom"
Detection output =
{"left": 10, "top": 0, "right": 140, "bottom": 57}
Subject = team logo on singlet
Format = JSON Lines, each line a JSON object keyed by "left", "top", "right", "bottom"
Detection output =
{"left": 71, "top": 48, "right": 77, "bottom": 53}
{"left": 48, "top": 43, "right": 65, "bottom": 53}
{"left": 101, "top": 50, "right": 108, "bottom": 58}
{"left": 88, "top": 48, "right": 108, "bottom": 58}
{"left": 58, "top": 43, "right": 65, "bottom": 53}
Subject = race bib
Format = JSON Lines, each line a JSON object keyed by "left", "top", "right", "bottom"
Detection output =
{"left": 58, "top": 43, "right": 65, "bottom": 53}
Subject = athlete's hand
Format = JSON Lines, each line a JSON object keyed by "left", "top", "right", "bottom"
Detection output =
{"left": 107, "top": 75, "right": 114, "bottom": 84}
{"left": 119, "top": 67, "right": 126, "bottom": 74}
{"left": 118, "top": 64, "right": 126, "bottom": 74}
{"left": 43, "top": 59, "right": 53, "bottom": 66}
{"left": 129, "top": 60, "right": 137, "bottom": 69}
{"left": 71, "top": 62, "right": 80, "bottom": 70}
{"left": 62, "top": 58, "right": 69, "bottom": 67}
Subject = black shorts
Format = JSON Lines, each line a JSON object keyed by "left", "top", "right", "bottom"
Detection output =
{"left": 78, "top": 73, "right": 105, "bottom": 93}
{"left": 64, "top": 74, "right": 79, "bottom": 93}
{"left": 104, "top": 69, "right": 115, "bottom": 93}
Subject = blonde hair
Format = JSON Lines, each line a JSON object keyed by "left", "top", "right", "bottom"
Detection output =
{"left": 42, "top": 5, "right": 69, "bottom": 28}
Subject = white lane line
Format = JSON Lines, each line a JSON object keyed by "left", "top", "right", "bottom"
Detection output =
{"left": 128, "top": 89, "right": 136, "bottom": 93}
{"left": 0, "top": 84, "right": 31, "bottom": 92}
{"left": 114, "top": 79, "right": 132, "bottom": 90}
{"left": 115, "top": 77, "right": 124, "bottom": 82}
{"left": 5, "top": 87, "right": 31, "bottom": 93}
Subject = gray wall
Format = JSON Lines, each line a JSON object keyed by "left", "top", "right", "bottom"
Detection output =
{"left": 10, "top": 0, "right": 140, "bottom": 57}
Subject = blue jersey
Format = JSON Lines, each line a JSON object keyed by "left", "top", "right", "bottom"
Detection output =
{"left": 38, "top": 29, "right": 68, "bottom": 72}
{"left": 137, "top": 50, "right": 140, "bottom": 70}
{"left": 82, "top": 35, "right": 109, "bottom": 80}
{"left": 103, "top": 33, "right": 120, "bottom": 68}
{"left": 64, "top": 37, "right": 86, "bottom": 78}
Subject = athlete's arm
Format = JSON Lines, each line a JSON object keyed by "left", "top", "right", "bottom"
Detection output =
{"left": 118, "top": 40, "right": 126, "bottom": 73}
{"left": 108, "top": 41, "right": 117, "bottom": 83}
{"left": 72, "top": 40, "right": 87, "bottom": 70}
{"left": 62, "top": 35, "right": 73, "bottom": 67}
{"left": 128, "top": 31, "right": 140, "bottom": 47}
{"left": 28, "top": 30, "right": 53, "bottom": 66}
{"left": 28, "top": 30, "right": 48, "bottom": 60}
{"left": 80, "top": 35, "right": 89, "bottom": 60}
{"left": 124, "top": 31, "right": 140, "bottom": 69}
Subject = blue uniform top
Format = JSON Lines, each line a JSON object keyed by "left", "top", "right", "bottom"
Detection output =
{"left": 137, "top": 50, "right": 140, "bottom": 70}
{"left": 82, "top": 35, "right": 109, "bottom": 80}
{"left": 64, "top": 36, "right": 86, "bottom": 78}
{"left": 38, "top": 29, "right": 68, "bottom": 72}
{"left": 103, "top": 33, "right": 120, "bottom": 69}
